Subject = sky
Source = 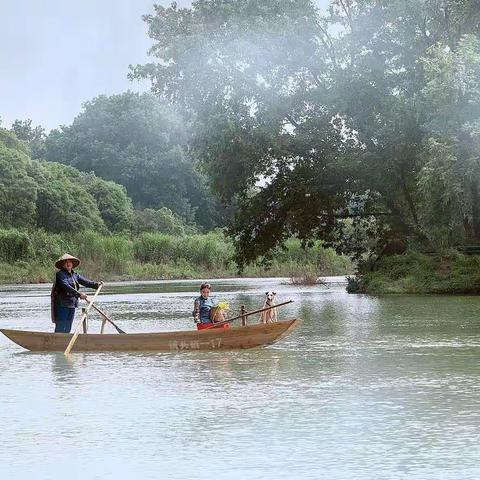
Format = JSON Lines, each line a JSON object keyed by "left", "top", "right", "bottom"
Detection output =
{"left": 0, "top": 0, "right": 330, "bottom": 131}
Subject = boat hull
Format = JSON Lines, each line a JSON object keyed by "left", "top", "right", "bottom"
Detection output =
{"left": 0, "top": 319, "right": 300, "bottom": 352}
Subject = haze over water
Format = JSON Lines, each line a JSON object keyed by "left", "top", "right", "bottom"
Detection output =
{"left": 1, "top": 278, "right": 479, "bottom": 479}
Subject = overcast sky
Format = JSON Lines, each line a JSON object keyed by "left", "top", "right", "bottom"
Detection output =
{"left": 0, "top": 0, "right": 330, "bottom": 130}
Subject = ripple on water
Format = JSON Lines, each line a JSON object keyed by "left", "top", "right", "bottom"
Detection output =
{"left": 1, "top": 279, "right": 480, "bottom": 479}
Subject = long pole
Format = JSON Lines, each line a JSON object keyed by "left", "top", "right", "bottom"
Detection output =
{"left": 204, "top": 300, "right": 293, "bottom": 329}
{"left": 64, "top": 284, "right": 103, "bottom": 355}
{"left": 90, "top": 304, "right": 126, "bottom": 334}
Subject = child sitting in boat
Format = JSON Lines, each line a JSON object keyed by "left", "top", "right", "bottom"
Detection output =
{"left": 193, "top": 283, "right": 229, "bottom": 330}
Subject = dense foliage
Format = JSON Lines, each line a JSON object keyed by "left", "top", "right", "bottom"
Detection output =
{"left": 131, "top": 0, "right": 480, "bottom": 266}
{"left": 0, "top": 128, "right": 133, "bottom": 233}
{"left": 44, "top": 91, "right": 224, "bottom": 229}
{"left": 133, "top": 207, "right": 197, "bottom": 235}
{"left": 347, "top": 250, "right": 480, "bottom": 294}
{"left": 10, "top": 119, "right": 46, "bottom": 159}
{"left": 0, "top": 129, "right": 38, "bottom": 229}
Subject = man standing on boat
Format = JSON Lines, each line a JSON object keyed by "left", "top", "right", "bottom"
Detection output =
{"left": 51, "top": 254, "right": 103, "bottom": 333}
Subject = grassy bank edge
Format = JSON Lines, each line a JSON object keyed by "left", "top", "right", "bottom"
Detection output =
{"left": 0, "top": 261, "right": 353, "bottom": 285}
{"left": 347, "top": 250, "right": 480, "bottom": 295}
{"left": 0, "top": 229, "right": 353, "bottom": 284}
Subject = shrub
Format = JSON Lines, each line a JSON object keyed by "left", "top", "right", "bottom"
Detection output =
{"left": 0, "top": 229, "right": 30, "bottom": 262}
{"left": 290, "top": 267, "right": 320, "bottom": 285}
{"left": 133, "top": 233, "right": 180, "bottom": 263}
{"left": 177, "top": 231, "right": 234, "bottom": 269}
{"left": 28, "top": 229, "right": 71, "bottom": 262}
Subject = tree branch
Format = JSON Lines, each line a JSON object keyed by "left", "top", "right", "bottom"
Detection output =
{"left": 285, "top": 114, "right": 305, "bottom": 132}
{"left": 338, "top": 0, "right": 353, "bottom": 32}
{"left": 316, "top": 22, "right": 338, "bottom": 67}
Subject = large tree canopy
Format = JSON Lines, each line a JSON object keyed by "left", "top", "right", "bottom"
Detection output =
{"left": 44, "top": 91, "right": 223, "bottom": 229}
{"left": 131, "top": 0, "right": 480, "bottom": 265}
{"left": 10, "top": 119, "right": 46, "bottom": 159}
{"left": 0, "top": 129, "right": 38, "bottom": 229}
{"left": 0, "top": 128, "right": 134, "bottom": 234}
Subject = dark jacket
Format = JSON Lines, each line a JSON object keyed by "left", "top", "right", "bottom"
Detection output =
{"left": 54, "top": 269, "right": 99, "bottom": 309}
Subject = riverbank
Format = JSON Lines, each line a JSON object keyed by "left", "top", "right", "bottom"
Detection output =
{"left": 347, "top": 250, "right": 480, "bottom": 294}
{"left": 0, "top": 260, "right": 351, "bottom": 284}
{"left": 0, "top": 228, "right": 353, "bottom": 284}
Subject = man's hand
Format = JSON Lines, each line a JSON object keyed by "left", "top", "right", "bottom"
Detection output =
{"left": 79, "top": 293, "right": 88, "bottom": 301}
{"left": 99, "top": 281, "right": 104, "bottom": 286}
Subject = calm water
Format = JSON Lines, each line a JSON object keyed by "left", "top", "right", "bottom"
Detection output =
{"left": 1, "top": 277, "right": 480, "bottom": 480}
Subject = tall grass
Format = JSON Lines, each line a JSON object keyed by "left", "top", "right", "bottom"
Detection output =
{"left": 272, "top": 239, "right": 352, "bottom": 282}
{"left": 133, "top": 233, "right": 180, "bottom": 264}
{"left": 132, "top": 230, "right": 235, "bottom": 270}
{"left": 0, "top": 227, "right": 353, "bottom": 283}
{"left": 70, "top": 231, "right": 133, "bottom": 274}
{"left": 176, "top": 232, "right": 235, "bottom": 270}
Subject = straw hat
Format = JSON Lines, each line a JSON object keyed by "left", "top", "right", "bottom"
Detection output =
{"left": 55, "top": 253, "right": 81, "bottom": 269}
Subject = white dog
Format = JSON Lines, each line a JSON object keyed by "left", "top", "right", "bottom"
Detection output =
{"left": 260, "top": 291, "right": 277, "bottom": 323}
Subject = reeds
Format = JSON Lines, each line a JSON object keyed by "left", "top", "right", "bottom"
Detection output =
{"left": 0, "top": 228, "right": 353, "bottom": 283}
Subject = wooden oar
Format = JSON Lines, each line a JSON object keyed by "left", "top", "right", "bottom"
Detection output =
{"left": 90, "top": 303, "right": 126, "bottom": 334}
{"left": 64, "top": 284, "right": 103, "bottom": 355}
{"left": 203, "top": 300, "right": 293, "bottom": 329}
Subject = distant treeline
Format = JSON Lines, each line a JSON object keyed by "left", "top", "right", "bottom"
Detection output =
{"left": 0, "top": 228, "right": 352, "bottom": 284}
{"left": 0, "top": 127, "right": 201, "bottom": 236}
{"left": 5, "top": 92, "right": 226, "bottom": 234}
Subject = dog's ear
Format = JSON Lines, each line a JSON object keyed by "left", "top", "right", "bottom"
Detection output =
{"left": 265, "top": 292, "right": 269, "bottom": 295}
{"left": 273, "top": 292, "right": 276, "bottom": 296}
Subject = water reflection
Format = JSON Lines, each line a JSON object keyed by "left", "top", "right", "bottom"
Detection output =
{"left": 50, "top": 353, "right": 78, "bottom": 384}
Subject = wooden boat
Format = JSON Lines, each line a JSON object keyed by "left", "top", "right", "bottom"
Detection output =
{"left": 0, "top": 319, "right": 301, "bottom": 352}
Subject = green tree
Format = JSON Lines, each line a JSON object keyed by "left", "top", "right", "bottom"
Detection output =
{"left": 131, "top": 0, "right": 480, "bottom": 265}
{"left": 30, "top": 161, "right": 107, "bottom": 233}
{"left": 418, "top": 34, "right": 480, "bottom": 245}
{"left": 44, "top": 91, "right": 223, "bottom": 229}
{"left": 0, "top": 129, "right": 37, "bottom": 229}
{"left": 79, "top": 173, "right": 134, "bottom": 232}
{"left": 0, "top": 128, "right": 138, "bottom": 235}
{"left": 10, "top": 119, "right": 46, "bottom": 159}
{"left": 133, "top": 206, "right": 196, "bottom": 235}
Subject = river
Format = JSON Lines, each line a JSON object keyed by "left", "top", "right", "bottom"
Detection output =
{"left": 1, "top": 277, "right": 479, "bottom": 479}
